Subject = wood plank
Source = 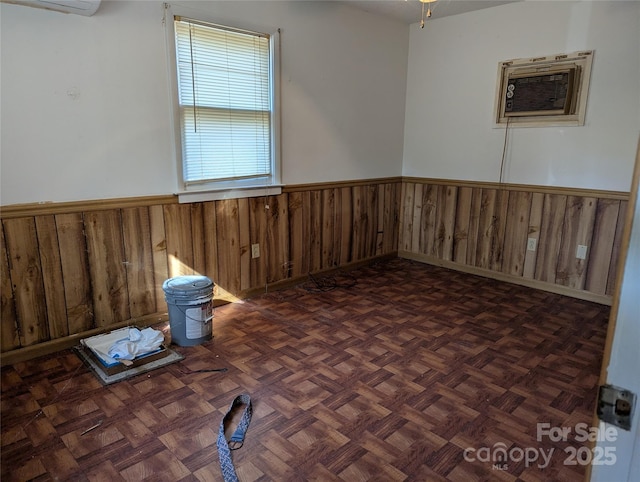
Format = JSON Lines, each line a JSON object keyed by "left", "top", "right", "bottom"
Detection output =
{"left": 304, "top": 190, "right": 314, "bottom": 274}
{"left": 466, "top": 188, "right": 482, "bottom": 266}
{"left": 522, "top": 193, "right": 544, "bottom": 279}
{"left": 381, "top": 184, "right": 395, "bottom": 254}
{"left": 287, "top": 192, "right": 306, "bottom": 278}
{"left": 266, "top": 194, "right": 290, "bottom": 283}
{"left": 249, "top": 196, "right": 268, "bottom": 288}
{"left": 351, "top": 186, "right": 365, "bottom": 261}
{"left": 420, "top": 184, "right": 438, "bottom": 257}
{"left": 400, "top": 182, "right": 414, "bottom": 252}
{"left": 34, "top": 215, "right": 68, "bottom": 339}
{"left": 391, "top": 182, "right": 401, "bottom": 252}
{"left": 365, "top": 185, "right": 378, "bottom": 258}
{"left": 441, "top": 186, "right": 458, "bottom": 261}
{"left": 203, "top": 201, "right": 219, "bottom": 287}
{"left": 535, "top": 194, "right": 567, "bottom": 284}
{"left": 433, "top": 185, "right": 447, "bottom": 258}
{"left": 584, "top": 199, "right": 620, "bottom": 295}
{"left": 555, "top": 196, "right": 597, "bottom": 289}
{"left": 3, "top": 218, "right": 49, "bottom": 347}
{"left": 238, "top": 198, "right": 251, "bottom": 291}
{"left": 398, "top": 181, "right": 406, "bottom": 252}
{"left": 333, "top": 188, "right": 344, "bottom": 264}
{"left": 0, "top": 225, "right": 20, "bottom": 351}
{"left": 190, "top": 203, "right": 206, "bottom": 276}
{"left": 453, "top": 187, "right": 473, "bottom": 264}
{"left": 163, "top": 204, "right": 194, "bottom": 277}
{"left": 277, "top": 194, "right": 291, "bottom": 281}
{"left": 502, "top": 191, "right": 532, "bottom": 277}
{"left": 55, "top": 213, "right": 93, "bottom": 334}
{"left": 309, "top": 190, "right": 322, "bottom": 273}
{"left": 322, "top": 189, "right": 336, "bottom": 269}
{"left": 354, "top": 186, "right": 378, "bottom": 260}
{"left": 433, "top": 186, "right": 449, "bottom": 259}
{"left": 149, "top": 205, "right": 170, "bottom": 313}
{"left": 121, "top": 207, "right": 156, "bottom": 318}
{"left": 376, "top": 184, "right": 385, "bottom": 256}
{"left": 475, "top": 189, "right": 497, "bottom": 269}
{"left": 216, "top": 199, "right": 241, "bottom": 295}
{"left": 84, "top": 210, "right": 130, "bottom": 328}
{"left": 489, "top": 189, "right": 509, "bottom": 272}
{"left": 606, "top": 200, "right": 628, "bottom": 296}
{"left": 339, "top": 187, "right": 352, "bottom": 266}
{"left": 410, "top": 183, "right": 423, "bottom": 254}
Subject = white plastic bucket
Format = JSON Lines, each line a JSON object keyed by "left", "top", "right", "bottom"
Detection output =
{"left": 162, "top": 276, "right": 214, "bottom": 346}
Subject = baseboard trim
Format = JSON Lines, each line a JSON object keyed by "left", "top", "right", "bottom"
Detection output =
{"left": 398, "top": 251, "right": 613, "bottom": 306}
{"left": 1, "top": 251, "right": 609, "bottom": 366}
{"left": 0, "top": 313, "right": 169, "bottom": 367}
{"left": 0, "top": 195, "right": 178, "bottom": 219}
{"left": 1, "top": 253, "right": 398, "bottom": 366}
{"left": 241, "top": 252, "right": 398, "bottom": 299}
{"left": 400, "top": 177, "right": 629, "bottom": 200}
{"left": 283, "top": 177, "right": 402, "bottom": 193}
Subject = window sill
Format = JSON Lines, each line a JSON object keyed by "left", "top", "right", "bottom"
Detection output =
{"left": 177, "top": 185, "right": 284, "bottom": 204}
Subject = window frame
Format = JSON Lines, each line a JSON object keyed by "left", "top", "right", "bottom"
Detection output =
{"left": 164, "top": 4, "right": 281, "bottom": 202}
{"left": 493, "top": 50, "right": 594, "bottom": 128}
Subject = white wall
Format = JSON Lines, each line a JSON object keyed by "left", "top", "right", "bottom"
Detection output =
{"left": 0, "top": 0, "right": 409, "bottom": 205}
{"left": 4, "top": 1, "right": 638, "bottom": 205}
{"left": 403, "top": 1, "right": 640, "bottom": 192}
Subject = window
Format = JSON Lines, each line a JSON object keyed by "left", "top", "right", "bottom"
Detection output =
{"left": 171, "top": 15, "right": 280, "bottom": 199}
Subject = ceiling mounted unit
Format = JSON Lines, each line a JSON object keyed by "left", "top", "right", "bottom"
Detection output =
{"left": 2, "top": 0, "right": 101, "bottom": 16}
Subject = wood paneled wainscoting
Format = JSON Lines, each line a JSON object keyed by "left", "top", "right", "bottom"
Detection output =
{"left": 0, "top": 179, "right": 402, "bottom": 364}
{"left": 0, "top": 176, "right": 629, "bottom": 364}
{"left": 399, "top": 178, "right": 629, "bottom": 305}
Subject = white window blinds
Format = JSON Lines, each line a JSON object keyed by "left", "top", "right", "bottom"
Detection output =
{"left": 174, "top": 18, "right": 272, "bottom": 184}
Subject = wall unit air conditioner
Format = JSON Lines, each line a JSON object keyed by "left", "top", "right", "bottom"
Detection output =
{"left": 494, "top": 50, "right": 594, "bottom": 127}
{"left": 2, "top": 0, "right": 101, "bottom": 16}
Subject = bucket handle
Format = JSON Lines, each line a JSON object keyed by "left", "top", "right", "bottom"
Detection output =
{"left": 171, "top": 302, "right": 215, "bottom": 324}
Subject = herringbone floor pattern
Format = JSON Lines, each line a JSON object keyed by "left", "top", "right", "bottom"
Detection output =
{"left": 1, "top": 259, "right": 610, "bottom": 481}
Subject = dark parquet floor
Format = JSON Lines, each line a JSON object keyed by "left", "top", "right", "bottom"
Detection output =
{"left": 1, "top": 258, "right": 610, "bottom": 481}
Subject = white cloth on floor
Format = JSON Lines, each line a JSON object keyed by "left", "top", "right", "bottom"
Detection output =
{"left": 107, "top": 327, "right": 164, "bottom": 360}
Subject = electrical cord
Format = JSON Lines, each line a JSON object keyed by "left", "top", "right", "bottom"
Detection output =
{"left": 177, "top": 365, "right": 228, "bottom": 374}
{"left": 499, "top": 116, "right": 511, "bottom": 187}
{"left": 302, "top": 269, "right": 357, "bottom": 293}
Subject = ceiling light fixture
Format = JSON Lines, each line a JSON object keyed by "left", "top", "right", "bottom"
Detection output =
{"left": 419, "top": 0, "right": 437, "bottom": 28}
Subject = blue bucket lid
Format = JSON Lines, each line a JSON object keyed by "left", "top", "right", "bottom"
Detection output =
{"left": 162, "top": 276, "right": 213, "bottom": 297}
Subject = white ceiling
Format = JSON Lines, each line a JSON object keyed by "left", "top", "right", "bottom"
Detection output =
{"left": 343, "top": 0, "right": 521, "bottom": 25}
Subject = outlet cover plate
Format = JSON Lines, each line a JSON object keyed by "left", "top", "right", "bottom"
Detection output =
{"left": 576, "top": 244, "right": 588, "bottom": 260}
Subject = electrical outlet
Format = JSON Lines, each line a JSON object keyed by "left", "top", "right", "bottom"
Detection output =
{"left": 527, "top": 238, "right": 537, "bottom": 252}
{"left": 576, "top": 244, "right": 588, "bottom": 260}
{"left": 251, "top": 243, "right": 260, "bottom": 259}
